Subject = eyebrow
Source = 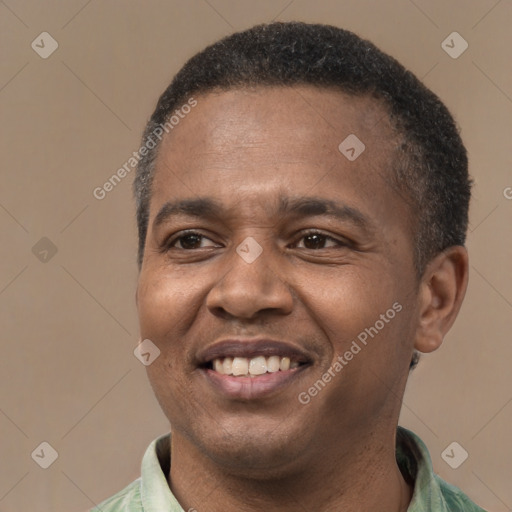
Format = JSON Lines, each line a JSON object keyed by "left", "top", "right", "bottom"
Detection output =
{"left": 153, "top": 198, "right": 223, "bottom": 228}
{"left": 152, "top": 195, "right": 372, "bottom": 232}
{"left": 278, "top": 197, "right": 371, "bottom": 231}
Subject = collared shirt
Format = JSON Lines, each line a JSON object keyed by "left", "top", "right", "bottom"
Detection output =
{"left": 91, "top": 427, "right": 486, "bottom": 511}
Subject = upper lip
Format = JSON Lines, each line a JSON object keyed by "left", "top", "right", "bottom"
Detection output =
{"left": 196, "top": 338, "right": 313, "bottom": 366}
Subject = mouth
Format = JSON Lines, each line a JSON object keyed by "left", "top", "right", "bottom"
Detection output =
{"left": 196, "top": 339, "right": 313, "bottom": 400}
{"left": 204, "top": 355, "right": 304, "bottom": 377}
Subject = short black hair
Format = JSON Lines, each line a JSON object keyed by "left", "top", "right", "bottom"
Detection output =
{"left": 134, "top": 21, "right": 471, "bottom": 279}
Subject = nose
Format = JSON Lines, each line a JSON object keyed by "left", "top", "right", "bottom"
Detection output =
{"left": 206, "top": 242, "right": 294, "bottom": 320}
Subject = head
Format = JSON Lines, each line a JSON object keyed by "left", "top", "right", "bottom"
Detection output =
{"left": 134, "top": 22, "right": 470, "bottom": 477}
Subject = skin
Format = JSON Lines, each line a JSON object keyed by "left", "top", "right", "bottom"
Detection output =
{"left": 135, "top": 86, "right": 469, "bottom": 512}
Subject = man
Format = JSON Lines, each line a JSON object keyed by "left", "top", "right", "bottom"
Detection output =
{"left": 94, "top": 22, "right": 485, "bottom": 511}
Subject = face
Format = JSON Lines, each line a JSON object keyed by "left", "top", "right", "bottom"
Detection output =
{"left": 136, "top": 86, "right": 422, "bottom": 476}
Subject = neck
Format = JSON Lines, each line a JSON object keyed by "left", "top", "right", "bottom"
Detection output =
{"left": 168, "top": 428, "right": 413, "bottom": 512}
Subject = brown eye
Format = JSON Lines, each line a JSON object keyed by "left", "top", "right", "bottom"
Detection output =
{"left": 168, "top": 232, "right": 218, "bottom": 250}
{"left": 304, "top": 234, "right": 326, "bottom": 249}
{"left": 296, "top": 232, "right": 342, "bottom": 250}
{"left": 176, "top": 233, "right": 203, "bottom": 249}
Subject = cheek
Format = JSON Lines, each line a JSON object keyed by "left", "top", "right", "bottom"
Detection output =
{"left": 137, "top": 270, "right": 198, "bottom": 346}
{"left": 137, "top": 271, "right": 197, "bottom": 417}
{"left": 136, "top": 269, "right": 209, "bottom": 410}
{"left": 296, "top": 265, "right": 398, "bottom": 345}
{"left": 144, "top": 355, "right": 194, "bottom": 431}
{"left": 300, "top": 265, "right": 411, "bottom": 399}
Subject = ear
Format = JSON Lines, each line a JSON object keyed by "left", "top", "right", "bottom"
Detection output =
{"left": 414, "top": 246, "right": 469, "bottom": 354}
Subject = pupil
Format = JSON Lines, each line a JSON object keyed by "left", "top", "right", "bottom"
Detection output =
{"left": 305, "top": 234, "right": 324, "bottom": 249}
{"left": 182, "top": 234, "right": 201, "bottom": 249}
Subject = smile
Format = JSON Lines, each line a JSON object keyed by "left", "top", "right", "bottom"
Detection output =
{"left": 209, "top": 355, "right": 302, "bottom": 377}
{"left": 197, "top": 338, "right": 313, "bottom": 399}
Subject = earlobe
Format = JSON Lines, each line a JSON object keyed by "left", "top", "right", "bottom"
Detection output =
{"left": 414, "top": 246, "right": 469, "bottom": 354}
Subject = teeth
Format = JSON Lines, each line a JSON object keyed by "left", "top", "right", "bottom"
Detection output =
{"left": 267, "top": 355, "right": 280, "bottom": 373}
{"left": 249, "top": 355, "right": 267, "bottom": 375}
{"left": 232, "top": 357, "right": 249, "bottom": 376}
{"left": 222, "top": 357, "right": 233, "bottom": 375}
{"left": 210, "top": 355, "right": 302, "bottom": 376}
{"left": 280, "top": 357, "right": 290, "bottom": 371}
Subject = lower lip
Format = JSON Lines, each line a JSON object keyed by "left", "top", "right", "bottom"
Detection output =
{"left": 201, "top": 367, "right": 308, "bottom": 400}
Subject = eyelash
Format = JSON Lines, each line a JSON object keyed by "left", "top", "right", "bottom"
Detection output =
{"left": 163, "top": 229, "right": 349, "bottom": 251}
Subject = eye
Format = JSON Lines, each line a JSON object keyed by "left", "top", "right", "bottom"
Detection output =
{"left": 294, "top": 231, "right": 346, "bottom": 250}
{"left": 166, "top": 231, "right": 218, "bottom": 250}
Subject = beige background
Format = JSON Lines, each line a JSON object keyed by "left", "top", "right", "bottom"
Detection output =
{"left": 1, "top": 1, "right": 511, "bottom": 511}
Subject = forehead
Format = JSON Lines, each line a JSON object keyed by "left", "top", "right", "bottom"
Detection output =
{"left": 151, "top": 86, "right": 400, "bottom": 203}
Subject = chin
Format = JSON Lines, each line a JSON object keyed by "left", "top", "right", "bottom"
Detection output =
{"left": 188, "top": 418, "right": 310, "bottom": 478}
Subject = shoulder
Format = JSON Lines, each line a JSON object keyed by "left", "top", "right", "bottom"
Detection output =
{"left": 396, "top": 427, "right": 487, "bottom": 512}
{"left": 436, "top": 475, "right": 488, "bottom": 512}
{"left": 90, "top": 478, "right": 142, "bottom": 512}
